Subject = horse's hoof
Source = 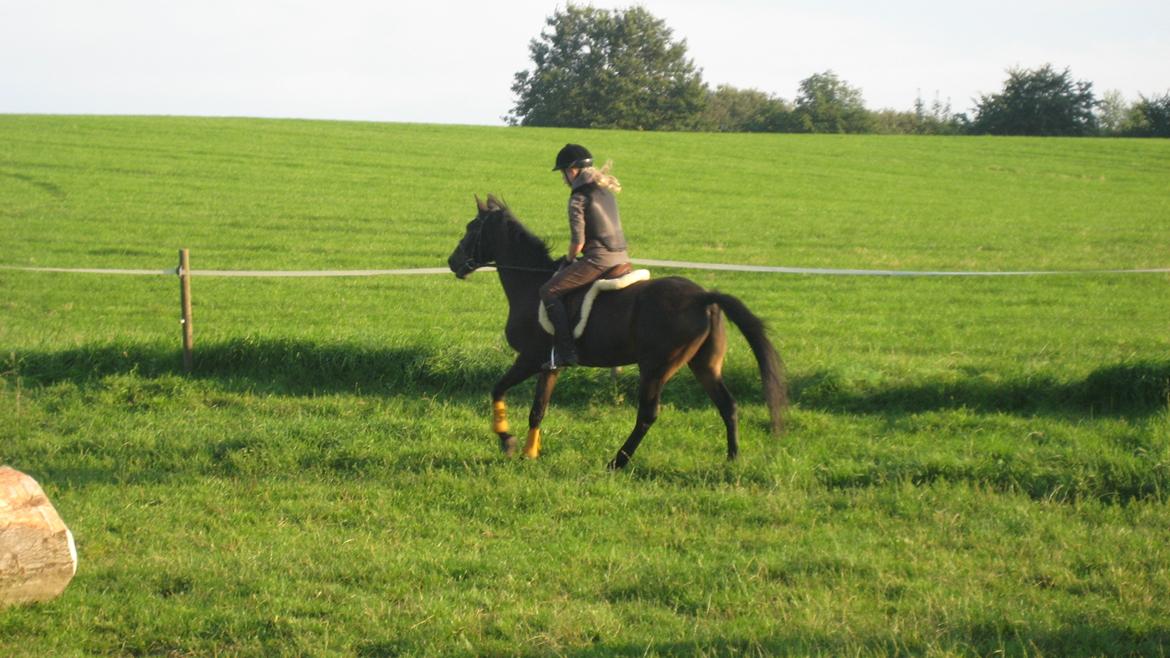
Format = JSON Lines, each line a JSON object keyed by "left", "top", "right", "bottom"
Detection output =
{"left": 606, "top": 458, "right": 626, "bottom": 471}
{"left": 499, "top": 434, "right": 517, "bottom": 457}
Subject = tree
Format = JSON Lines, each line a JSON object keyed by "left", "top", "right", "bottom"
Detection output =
{"left": 874, "top": 91, "right": 966, "bottom": 135}
{"left": 1097, "top": 89, "right": 1130, "bottom": 136}
{"left": 792, "top": 71, "right": 873, "bottom": 133}
{"left": 970, "top": 64, "right": 1098, "bottom": 136}
{"left": 700, "top": 85, "right": 792, "bottom": 132}
{"left": 1127, "top": 92, "right": 1170, "bottom": 137}
{"left": 506, "top": 3, "right": 708, "bottom": 130}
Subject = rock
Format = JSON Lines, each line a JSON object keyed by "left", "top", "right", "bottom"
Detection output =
{"left": 0, "top": 466, "right": 77, "bottom": 607}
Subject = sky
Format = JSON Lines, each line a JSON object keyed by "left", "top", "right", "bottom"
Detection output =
{"left": 2, "top": 0, "right": 1167, "bottom": 125}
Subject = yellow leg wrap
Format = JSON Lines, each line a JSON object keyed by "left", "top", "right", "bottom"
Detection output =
{"left": 523, "top": 428, "right": 542, "bottom": 459}
{"left": 492, "top": 400, "right": 509, "bottom": 434}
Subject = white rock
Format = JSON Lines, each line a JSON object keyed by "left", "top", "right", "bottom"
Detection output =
{"left": 0, "top": 466, "right": 77, "bottom": 607}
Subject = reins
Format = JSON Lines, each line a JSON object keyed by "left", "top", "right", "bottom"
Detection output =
{"left": 494, "top": 263, "right": 559, "bottom": 273}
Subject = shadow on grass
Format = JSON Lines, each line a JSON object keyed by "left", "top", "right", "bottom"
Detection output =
{"left": 4, "top": 337, "right": 504, "bottom": 399}
{"left": 789, "top": 361, "right": 1170, "bottom": 419}
{"left": 6, "top": 338, "right": 1169, "bottom": 419}
{"left": 577, "top": 627, "right": 1170, "bottom": 658}
{"left": 353, "top": 623, "right": 1170, "bottom": 658}
{"left": 7, "top": 340, "right": 1167, "bottom": 502}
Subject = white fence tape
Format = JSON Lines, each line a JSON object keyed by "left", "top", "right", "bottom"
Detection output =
{"left": 631, "top": 259, "right": 1170, "bottom": 277}
{"left": 0, "top": 265, "right": 451, "bottom": 277}
{"left": 0, "top": 266, "right": 179, "bottom": 276}
{"left": 186, "top": 268, "right": 454, "bottom": 277}
{"left": 2, "top": 260, "right": 1168, "bottom": 278}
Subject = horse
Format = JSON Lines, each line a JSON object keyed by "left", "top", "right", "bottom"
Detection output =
{"left": 447, "top": 195, "right": 788, "bottom": 469}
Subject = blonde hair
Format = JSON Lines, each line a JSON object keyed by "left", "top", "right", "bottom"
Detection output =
{"left": 583, "top": 159, "right": 622, "bottom": 193}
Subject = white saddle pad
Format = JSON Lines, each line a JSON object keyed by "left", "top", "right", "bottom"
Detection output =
{"left": 538, "top": 269, "right": 651, "bottom": 338}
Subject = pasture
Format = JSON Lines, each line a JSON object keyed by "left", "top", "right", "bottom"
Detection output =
{"left": 2, "top": 115, "right": 1169, "bottom": 656}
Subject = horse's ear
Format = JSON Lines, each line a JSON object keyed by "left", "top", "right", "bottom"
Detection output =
{"left": 475, "top": 194, "right": 487, "bottom": 213}
{"left": 486, "top": 194, "right": 503, "bottom": 211}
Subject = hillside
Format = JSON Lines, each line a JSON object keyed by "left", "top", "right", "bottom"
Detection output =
{"left": 2, "top": 116, "right": 1168, "bottom": 656}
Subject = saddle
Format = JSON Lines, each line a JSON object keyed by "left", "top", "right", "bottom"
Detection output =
{"left": 538, "top": 263, "right": 650, "bottom": 339}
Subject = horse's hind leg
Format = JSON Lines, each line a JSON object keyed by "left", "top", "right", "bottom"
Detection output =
{"left": 608, "top": 323, "right": 710, "bottom": 469}
{"left": 689, "top": 326, "right": 739, "bottom": 460}
{"left": 689, "top": 360, "right": 739, "bottom": 460}
{"left": 523, "top": 368, "right": 560, "bottom": 459}
{"left": 607, "top": 372, "right": 667, "bottom": 470}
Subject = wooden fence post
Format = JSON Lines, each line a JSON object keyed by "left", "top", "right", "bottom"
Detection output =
{"left": 179, "top": 249, "right": 194, "bottom": 373}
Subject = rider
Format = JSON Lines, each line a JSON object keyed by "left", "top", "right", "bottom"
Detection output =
{"left": 540, "top": 143, "right": 630, "bottom": 370}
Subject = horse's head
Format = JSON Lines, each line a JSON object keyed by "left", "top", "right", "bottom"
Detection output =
{"left": 449, "top": 195, "right": 556, "bottom": 279}
{"left": 448, "top": 195, "right": 504, "bottom": 279}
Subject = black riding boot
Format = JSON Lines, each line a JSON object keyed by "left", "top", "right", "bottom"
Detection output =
{"left": 542, "top": 298, "right": 579, "bottom": 370}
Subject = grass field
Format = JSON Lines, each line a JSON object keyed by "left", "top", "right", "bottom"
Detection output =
{"left": 2, "top": 115, "right": 1169, "bottom": 656}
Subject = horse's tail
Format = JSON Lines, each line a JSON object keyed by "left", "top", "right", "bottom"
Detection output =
{"left": 698, "top": 292, "right": 788, "bottom": 435}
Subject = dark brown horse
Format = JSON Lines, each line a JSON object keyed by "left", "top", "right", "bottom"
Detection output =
{"left": 447, "top": 196, "right": 787, "bottom": 469}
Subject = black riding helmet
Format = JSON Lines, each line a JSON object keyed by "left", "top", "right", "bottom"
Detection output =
{"left": 552, "top": 143, "right": 593, "bottom": 171}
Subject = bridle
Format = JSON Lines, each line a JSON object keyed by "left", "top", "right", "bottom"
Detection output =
{"left": 459, "top": 215, "right": 490, "bottom": 273}
{"left": 459, "top": 213, "right": 557, "bottom": 275}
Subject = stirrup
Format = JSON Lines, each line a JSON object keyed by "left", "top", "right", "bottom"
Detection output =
{"left": 542, "top": 346, "right": 577, "bottom": 371}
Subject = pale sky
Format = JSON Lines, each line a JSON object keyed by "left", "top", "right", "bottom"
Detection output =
{"left": 1, "top": 0, "right": 1167, "bottom": 125}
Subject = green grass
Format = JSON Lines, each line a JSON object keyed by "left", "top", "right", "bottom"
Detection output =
{"left": 2, "top": 115, "right": 1169, "bottom": 656}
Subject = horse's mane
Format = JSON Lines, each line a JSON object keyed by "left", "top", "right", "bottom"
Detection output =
{"left": 486, "top": 195, "right": 556, "bottom": 270}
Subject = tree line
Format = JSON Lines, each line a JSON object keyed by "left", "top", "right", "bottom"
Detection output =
{"left": 506, "top": 4, "right": 1169, "bottom": 137}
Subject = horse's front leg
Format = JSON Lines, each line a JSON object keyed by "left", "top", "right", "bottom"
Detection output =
{"left": 523, "top": 368, "right": 560, "bottom": 459}
{"left": 491, "top": 357, "right": 541, "bottom": 457}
